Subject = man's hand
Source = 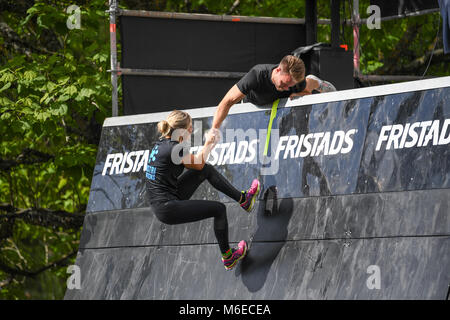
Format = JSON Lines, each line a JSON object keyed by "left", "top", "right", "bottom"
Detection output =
{"left": 289, "top": 90, "right": 312, "bottom": 99}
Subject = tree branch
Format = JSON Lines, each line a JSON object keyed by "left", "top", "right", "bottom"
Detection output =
{"left": 375, "top": 48, "right": 450, "bottom": 75}
{"left": 227, "top": 0, "right": 240, "bottom": 15}
{"left": 0, "top": 148, "right": 55, "bottom": 171}
{"left": 376, "top": 22, "right": 421, "bottom": 75}
{"left": 0, "top": 0, "right": 35, "bottom": 16}
{"left": 0, "top": 250, "right": 77, "bottom": 278}
{"left": 0, "top": 20, "right": 32, "bottom": 58}
{"left": 402, "top": 49, "right": 449, "bottom": 73}
{"left": 0, "top": 204, "right": 85, "bottom": 230}
{"left": 0, "top": 18, "right": 59, "bottom": 58}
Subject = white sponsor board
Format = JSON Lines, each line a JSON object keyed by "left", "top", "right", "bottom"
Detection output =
{"left": 101, "top": 128, "right": 358, "bottom": 175}
{"left": 101, "top": 118, "right": 450, "bottom": 176}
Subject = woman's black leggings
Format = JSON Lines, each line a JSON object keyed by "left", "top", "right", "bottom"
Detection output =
{"left": 151, "top": 164, "right": 242, "bottom": 254}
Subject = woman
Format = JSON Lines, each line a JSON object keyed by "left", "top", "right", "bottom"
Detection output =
{"left": 146, "top": 110, "right": 260, "bottom": 270}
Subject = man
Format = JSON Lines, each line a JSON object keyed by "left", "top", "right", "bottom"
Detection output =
{"left": 211, "top": 55, "right": 336, "bottom": 129}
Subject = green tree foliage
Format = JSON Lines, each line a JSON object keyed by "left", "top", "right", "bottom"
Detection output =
{"left": 0, "top": 0, "right": 110, "bottom": 299}
{"left": 0, "top": 0, "right": 448, "bottom": 299}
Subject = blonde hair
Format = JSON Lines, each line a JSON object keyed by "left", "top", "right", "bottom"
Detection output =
{"left": 279, "top": 55, "right": 305, "bottom": 82}
{"left": 157, "top": 110, "right": 192, "bottom": 138}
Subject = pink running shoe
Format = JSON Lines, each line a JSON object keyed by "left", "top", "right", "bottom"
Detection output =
{"left": 240, "top": 179, "right": 261, "bottom": 212}
{"left": 222, "top": 240, "right": 248, "bottom": 270}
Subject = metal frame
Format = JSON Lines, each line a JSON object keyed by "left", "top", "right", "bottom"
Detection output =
{"left": 356, "top": 7, "right": 440, "bottom": 25}
{"left": 108, "top": 1, "right": 441, "bottom": 117}
{"left": 119, "top": 9, "right": 307, "bottom": 24}
{"left": 331, "top": 0, "right": 340, "bottom": 48}
{"left": 117, "top": 6, "right": 440, "bottom": 26}
{"left": 108, "top": 0, "right": 119, "bottom": 117}
{"left": 118, "top": 68, "right": 245, "bottom": 79}
{"left": 358, "top": 74, "right": 436, "bottom": 83}
{"left": 352, "top": 0, "right": 360, "bottom": 76}
{"left": 305, "top": 0, "right": 318, "bottom": 45}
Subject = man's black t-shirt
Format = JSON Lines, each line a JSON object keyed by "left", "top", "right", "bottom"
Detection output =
{"left": 236, "top": 64, "right": 306, "bottom": 106}
{"left": 145, "top": 138, "right": 185, "bottom": 202}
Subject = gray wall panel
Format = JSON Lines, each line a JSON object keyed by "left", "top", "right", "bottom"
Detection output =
{"left": 66, "top": 237, "right": 449, "bottom": 300}
{"left": 79, "top": 189, "right": 449, "bottom": 249}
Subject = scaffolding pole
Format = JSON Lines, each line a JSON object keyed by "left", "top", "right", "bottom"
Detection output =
{"left": 116, "top": 8, "right": 440, "bottom": 26}
{"left": 357, "top": 74, "right": 436, "bottom": 82}
{"left": 117, "top": 68, "right": 245, "bottom": 79}
{"left": 353, "top": 0, "right": 360, "bottom": 76}
{"left": 305, "top": 0, "right": 318, "bottom": 45}
{"left": 109, "top": 0, "right": 119, "bottom": 117}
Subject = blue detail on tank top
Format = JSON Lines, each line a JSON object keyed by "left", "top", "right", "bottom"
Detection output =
{"left": 146, "top": 145, "right": 159, "bottom": 180}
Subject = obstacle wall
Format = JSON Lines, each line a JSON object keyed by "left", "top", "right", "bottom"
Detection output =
{"left": 65, "top": 77, "right": 450, "bottom": 299}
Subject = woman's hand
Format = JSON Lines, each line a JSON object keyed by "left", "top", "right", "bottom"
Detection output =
{"left": 204, "top": 128, "right": 221, "bottom": 147}
{"left": 182, "top": 128, "right": 221, "bottom": 170}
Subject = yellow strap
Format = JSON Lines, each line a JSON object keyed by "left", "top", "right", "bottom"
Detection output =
{"left": 263, "top": 99, "right": 280, "bottom": 156}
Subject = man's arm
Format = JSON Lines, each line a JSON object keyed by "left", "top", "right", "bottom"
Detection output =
{"left": 182, "top": 130, "right": 218, "bottom": 170}
{"left": 212, "top": 84, "right": 245, "bottom": 129}
{"left": 289, "top": 76, "right": 319, "bottom": 98}
{"left": 290, "top": 75, "right": 336, "bottom": 98}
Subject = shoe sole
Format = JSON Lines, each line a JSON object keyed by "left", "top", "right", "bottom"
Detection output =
{"left": 224, "top": 242, "right": 248, "bottom": 270}
{"left": 246, "top": 181, "right": 261, "bottom": 212}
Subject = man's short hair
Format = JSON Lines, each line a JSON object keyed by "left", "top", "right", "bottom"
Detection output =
{"left": 279, "top": 55, "right": 305, "bottom": 83}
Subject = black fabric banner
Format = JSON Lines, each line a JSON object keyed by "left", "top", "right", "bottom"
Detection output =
{"left": 122, "top": 75, "right": 237, "bottom": 114}
{"left": 120, "top": 16, "right": 306, "bottom": 115}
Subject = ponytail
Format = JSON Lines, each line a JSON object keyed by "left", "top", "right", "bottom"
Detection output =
{"left": 157, "top": 120, "right": 172, "bottom": 137}
{"left": 157, "top": 110, "right": 191, "bottom": 138}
